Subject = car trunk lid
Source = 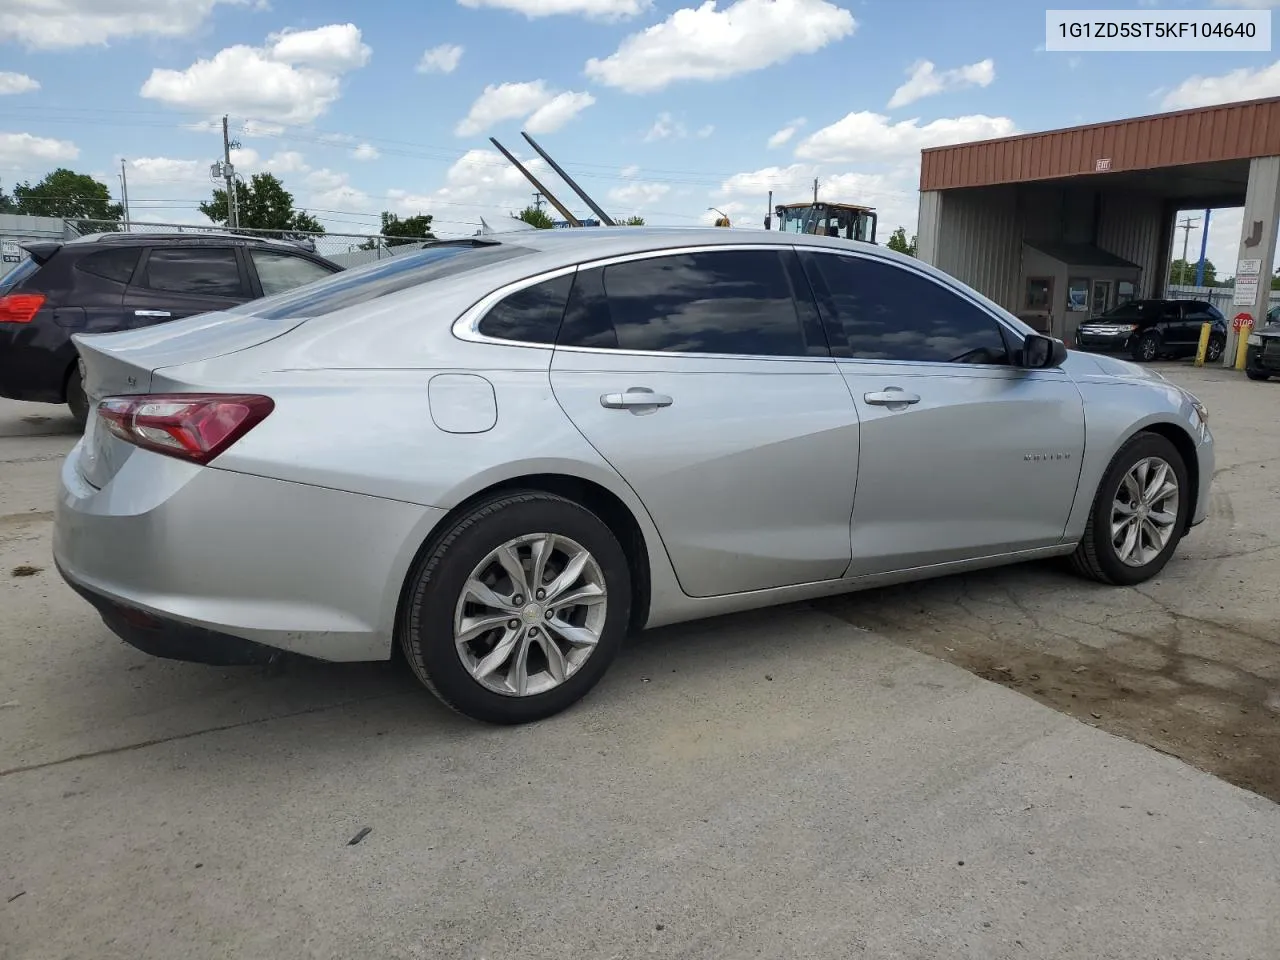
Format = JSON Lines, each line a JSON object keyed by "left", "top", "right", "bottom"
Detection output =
{"left": 74, "top": 309, "right": 308, "bottom": 489}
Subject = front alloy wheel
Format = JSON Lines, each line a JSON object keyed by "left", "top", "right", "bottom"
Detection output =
{"left": 1109, "top": 457, "right": 1179, "bottom": 567}
{"left": 453, "top": 534, "right": 607, "bottom": 697}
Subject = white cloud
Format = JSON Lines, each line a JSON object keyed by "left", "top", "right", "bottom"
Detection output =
{"left": 352, "top": 142, "right": 381, "bottom": 161}
{"left": 267, "top": 23, "right": 371, "bottom": 72}
{"left": 886, "top": 58, "right": 995, "bottom": 109}
{"left": 265, "top": 150, "right": 309, "bottom": 173}
{"left": 644, "top": 112, "right": 685, "bottom": 141}
{"left": 620, "top": 164, "right": 640, "bottom": 178}
{"left": 140, "top": 23, "right": 371, "bottom": 125}
{"left": 767, "top": 117, "right": 806, "bottom": 148}
{"left": 696, "top": 124, "right": 715, "bottom": 138}
{"left": 585, "top": 0, "right": 856, "bottom": 93}
{"left": 0, "top": 131, "right": 78, "bottom": 169}
{"left": 126, "top": 157, "right": 205, "bottom": 184}
{"left": 0, "top": 72, "right": 39, "bottom": 95}
{"left": 457, "top": 0, "right": 650, "bottom": 19}
{"left": 417, "top": 43, "right": 464, "bottom": 74}
{"left": 455, "top": 79, "right": 594, "bottom": 136}
{"left": 304, "top": 167, "right": 369, "bottom": 211}
{"left": 1209, "top": 0, "right": 1280, "bottom": 6}
{"left": 608, "top": 180, "right": 671, "bottom": 209}
{"left": 1161, "top": 60, "right": 1280, "bottom": 109}
{"left": 424, "top": 147, "right": 557, "bottom": 218}
{"left": 241, "top": 119, "right": 285, "bottom": 137}
{"left": 795, "top": 111, "right": 1018, "bottom": 162}
{"left": 0, "top": 0, "right": 254, "bottom": 50}
{"left": 525, "top": 90, "right": 596, "bottom": 133}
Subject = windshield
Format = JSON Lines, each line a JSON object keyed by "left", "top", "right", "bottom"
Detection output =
{"left": 232, "top": 241, "right": 531, "bottom": 321}
{"left": 777, "top": 206, "right": 812, "bottom": 234}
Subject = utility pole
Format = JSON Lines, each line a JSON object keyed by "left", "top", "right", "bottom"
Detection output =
{"left": 118, "top": 159, "right": 131, "bottom": 232}
{"left": 1176, "top": 215, "right": 1200, "bottom": 286}
{"left": 812, "top": 178, "right": 819, "bottom": 204}
{"left": 532, "top": 191, "right": 545, "bottom": 212}
{"left": 1195, "top": 208, "right": 1212, "bottom": 287}
{"left": 222, "top": 115, "right": 240, "bottom": 230}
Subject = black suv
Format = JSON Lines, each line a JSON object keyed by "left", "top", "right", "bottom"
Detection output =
{"left": 0, "top": 233, "right": 342, "bottom": 424}
{"left": 1073, "top": 299, "right": 1227, "bottom": 363}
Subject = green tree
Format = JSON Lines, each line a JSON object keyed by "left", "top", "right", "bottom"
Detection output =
{"left": 516, "top": 205, "right": 556, "bottom": 229}
{"left": 12, "top": 168, "right": 122, "bottom": 232}
{"left": 622, "top": 215, "right": 645, "bottom": 226}
{"left": 0, "top": 181, "right": 15, "bottom": 214}
{"left": 378, "top": 211, "right": 434, "bottom": 245}
{"left": 1169, "top": 257, "right": 1216, "bottom": 286}
{"left": 886, "top": 226, "right": 917, "bottom": 257}
{"left": 200, "top": 172, "right": 325, "bottom": 239}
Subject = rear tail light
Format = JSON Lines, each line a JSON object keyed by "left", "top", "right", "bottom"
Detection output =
{"left": 97, "top": 394, "right": 274, "bottom": 464}
{"left": 0, "top": 293, "right": 46, "bottom": 323}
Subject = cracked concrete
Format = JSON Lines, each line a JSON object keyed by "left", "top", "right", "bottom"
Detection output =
{"left": 818, "top": 363, "right": 1280, "bottom": 801}
{"left": 2, "top": 368, "right": 1279, "bottom": 960}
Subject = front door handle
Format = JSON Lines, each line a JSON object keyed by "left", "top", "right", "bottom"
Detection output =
{"left": 864, "top": 388, "right": 921, "bottom": 406}
{"left": 600, "top": 387, "right": 674, "bottom": 411}
{"left": 134, "top": 310, "right": 171, "bottom": 318}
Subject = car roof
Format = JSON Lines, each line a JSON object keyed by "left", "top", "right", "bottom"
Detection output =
{"left": 66, "top": 231, "right": 317, "bottom": 251}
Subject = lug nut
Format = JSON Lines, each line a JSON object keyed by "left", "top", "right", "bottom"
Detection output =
{"left": 545, "top": 609, "right": 554, "bottom": 619}
{"left": 529, "top": 627, "right": 538, "bottom": 636}
{"left": 512, "top": 594, "right": 524, "bottom": 606}
{"left": 535, "top": 589, "right": 546, "bottom": 600}
{"left": 507, "top": 620, "right": 519, "bottom": 630}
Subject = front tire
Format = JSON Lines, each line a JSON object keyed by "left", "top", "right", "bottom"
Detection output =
{"left": 1131, "top": 332, "right": 1160, "bottom": 363}
{"left": 400, "top": 492, "right": 631, "bottom": 724}
{"left": 1070, "top": 432, "right": 1190, "bottom": 586}
{"left": 1206, "top": 336, "right": 1225, "bottom": 363}
{"left": 1247, "top": 369, "right": 1270, "bottom": 381}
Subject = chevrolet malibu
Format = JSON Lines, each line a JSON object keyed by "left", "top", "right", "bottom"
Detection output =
{"left": 53, "top": 229, "right": 1214, "bottom": 724}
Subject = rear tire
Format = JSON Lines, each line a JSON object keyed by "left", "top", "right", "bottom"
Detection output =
{"left": 1070, "top": 432, "right": 1190, "bottom": 586}
{"left": 1131, "top": 332, "right": 1160, "bottom": 363}
{"left": 65, "top": 365, "right": 89, "bottom": 429}
{"left": 400, "top": 492, "right": 631, "bottom": 724}
{"left": 1206, "top": 336, "right": 1225, "bottom": 363}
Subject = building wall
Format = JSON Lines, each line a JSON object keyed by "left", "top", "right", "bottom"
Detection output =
{"left": 0, "top": 214, "right": 75, "bottom": 280}
{"left": 920, "top": 182, "right": 1170, "bottom": 317}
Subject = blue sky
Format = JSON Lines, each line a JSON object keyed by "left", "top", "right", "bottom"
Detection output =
{"left": 0, "top": 0, "right": 1276, "bottom": 268}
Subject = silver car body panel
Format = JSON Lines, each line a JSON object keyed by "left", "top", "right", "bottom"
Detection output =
{"left": 55, "top": 228, "right": 1215, "bottom": 660}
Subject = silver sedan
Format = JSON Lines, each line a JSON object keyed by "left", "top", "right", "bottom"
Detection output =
{"left": 53, "top": 228, "right": 1214, "bottom": 723}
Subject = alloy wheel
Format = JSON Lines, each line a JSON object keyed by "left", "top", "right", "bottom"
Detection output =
{"left": 1110, "top": 456, "right": 1180, "bottom": 567}
{"left": 452, "top": 533, "right": 608, "bottom": 697}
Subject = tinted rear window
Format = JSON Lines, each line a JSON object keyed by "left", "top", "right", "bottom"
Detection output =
{"left": 77, "top": 248, "right": 140, "bottom": 285}
{"left": 234, "top": 242, "right": 531, "bottom": 321}
{"left": 0, "top": 257, "right": 39, "bottom": 294}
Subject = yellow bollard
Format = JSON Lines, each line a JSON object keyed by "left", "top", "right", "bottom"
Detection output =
{"left": 1194, "top": 321, "right": 1211, "bottom": 366}
{"left": 1234, "top": 317, "right": 1253, "bottom": 370}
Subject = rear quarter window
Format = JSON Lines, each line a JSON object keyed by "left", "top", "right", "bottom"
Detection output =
{"left": 76, "top": 248, "right": 141, "bottom": 285}
{"left": 0, "top": 257, "right": 40, "bottom": 293}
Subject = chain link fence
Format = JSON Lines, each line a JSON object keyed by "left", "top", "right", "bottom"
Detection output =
{"left": 65, "top": 219, "right": 439, "bottom": 270}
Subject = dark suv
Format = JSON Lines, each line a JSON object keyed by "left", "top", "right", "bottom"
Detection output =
{"left": 1073, "top": 299, "right": 1227, "bottom": 363}
{"left": 0, "top": 233, "right": 342, "bottom": 424}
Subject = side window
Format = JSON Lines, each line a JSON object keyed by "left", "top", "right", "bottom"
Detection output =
{"left": 476, "top": 273, "right": 573, "bottom": 344}
{"left": 251, "top": 249, "right": 337, "bottom": 296}
{"left": 802, "top": 252, "right": 1010, "bottom": 365}
{"left": 76, "top": 248, "right": 140, "bottom": 284}
{"left": 141, "top": 247, "right": 244, "bottom": 298}
{"left": 557, "top": 249, "right": 823, "bottom": 357}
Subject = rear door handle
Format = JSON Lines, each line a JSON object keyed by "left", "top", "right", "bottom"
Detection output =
{"left": 600, "top": 387, "right": 674, "bottom": 410}
{"left": 864, "top": 388, "right": 920, "bottom": 406}
{"left": 134, "top": 310, "right": 171, "bottom": 318}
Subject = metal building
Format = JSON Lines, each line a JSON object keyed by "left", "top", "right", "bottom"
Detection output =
{"left": 916, "top": 96, "right": 1280, "bottom": 361}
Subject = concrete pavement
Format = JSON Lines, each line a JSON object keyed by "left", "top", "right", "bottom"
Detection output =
{"left": 2, "top": 396, "right": 1278, "bottom": 960}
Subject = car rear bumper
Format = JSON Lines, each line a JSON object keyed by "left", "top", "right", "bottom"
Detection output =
{"left": 1246, "top": 343, "right": 1280, "bottom": 374}
{"left": 53, "top": 445, "right": 447, "bottom": 663}
{"left": 0, "top": 319, "right": 75, "bottom": 403}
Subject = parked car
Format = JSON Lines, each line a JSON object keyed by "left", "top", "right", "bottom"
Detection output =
{"left": 1245, "top": 309, "right": 1280, "bottom": 380}
{"left": 0, "top": 232, "right": 342, "bottom": 425}
{"left": 1074, "top": 299, "right": 1226, "bottom": 363}
{"left": 54, "top": 230, "right": 1214, "bottom": 724}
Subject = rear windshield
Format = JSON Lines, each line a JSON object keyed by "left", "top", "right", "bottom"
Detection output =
{"left": 0, "top": 257, "right": 40, "bottom": 294}
{"left": 231, "top": 241, "right": 532, "bottom": 321}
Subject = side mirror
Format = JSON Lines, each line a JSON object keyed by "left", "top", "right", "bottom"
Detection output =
{"left": 1021, "top": 333, "right": 1068, "bottom": 369}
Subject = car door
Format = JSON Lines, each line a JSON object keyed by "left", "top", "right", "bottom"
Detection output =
{"left": 549, "top": 246, "right": 860, "bottom": 598}
{"left": 246, "top": 247, "right": 340, "bottom": 297}
{"left": 1183, "top": 304, "right": 1216, "bottom": 354}
{"left": 1158, "top": 302, "right": 1187, "bottom": 348}
{"left": 121, "top": 245, "right": 252, "bottom": 329}
{"left": 797, "top": 248, "right": 1086, "bottom": 577}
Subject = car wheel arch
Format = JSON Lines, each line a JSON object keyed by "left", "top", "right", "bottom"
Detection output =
{"left": 1106, "top": 420, "right": 1201, "bottom": 534}
{"left": 395, "top": 472, "right": 655, "bottom": 639}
